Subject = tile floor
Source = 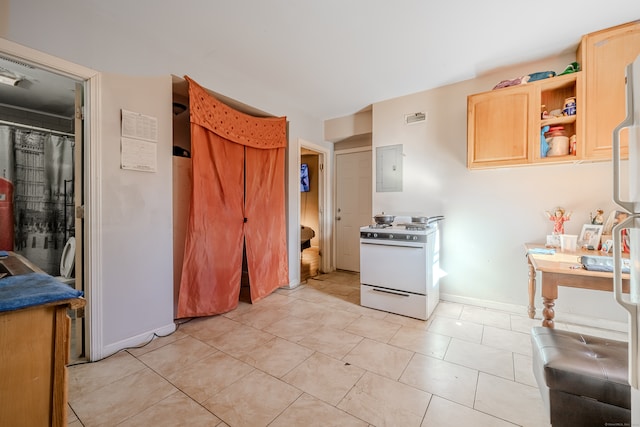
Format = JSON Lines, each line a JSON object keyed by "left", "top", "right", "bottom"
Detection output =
{"left": 67, "top": 271, "right": 627, "bottom": 426}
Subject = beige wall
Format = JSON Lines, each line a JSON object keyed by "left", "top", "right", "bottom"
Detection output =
{"left": 334, "top": 133, "right": 372, "bottom": 151}
{"left": 324, "top": 109, "right": 372, "bottom": 142}
{"left": 373, "top": 53, "right": 627, "bottom": 328}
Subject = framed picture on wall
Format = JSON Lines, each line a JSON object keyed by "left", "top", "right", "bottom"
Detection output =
{"left": 578, "top": 224, "right": 603, "bottom": 248}
{"left": 300, "top": 163, "right": 310, "bottom": 192}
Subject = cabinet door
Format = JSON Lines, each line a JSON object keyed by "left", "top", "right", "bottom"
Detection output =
{"left": 467, "top": 84, "right": 535, "bottom": 169}
{"left": 582, "top": 21, "right": 640, "bottom": 160}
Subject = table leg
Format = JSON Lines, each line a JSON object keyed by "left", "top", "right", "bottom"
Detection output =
{"left": 542, "top": 297, "right": 555, "bottom": 328}
{"left": 527, "top": 262, "right": 536, "bottom": 319}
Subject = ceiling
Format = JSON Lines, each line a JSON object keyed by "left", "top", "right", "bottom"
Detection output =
{"left": 2, "top": 1, "right": 640, "bottom": 122}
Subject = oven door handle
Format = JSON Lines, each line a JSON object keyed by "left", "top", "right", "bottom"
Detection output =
{"left": 372, "top": 288, "right": 411, "bottom": 297}
{"left": 360, "top": 242, "right": 423, "bottom": 249}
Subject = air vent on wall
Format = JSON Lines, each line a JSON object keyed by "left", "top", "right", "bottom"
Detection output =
{"left": 404, "top": 111, "right": 426, "bottom": 125}
{"left": 0, "top": 55, "right": 35, "bottom": 69}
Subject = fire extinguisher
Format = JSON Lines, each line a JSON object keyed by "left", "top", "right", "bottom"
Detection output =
{"left": 0, "top": 177, "right": 14, "bottom": 251}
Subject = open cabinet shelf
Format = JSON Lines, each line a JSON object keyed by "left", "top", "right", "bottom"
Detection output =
{"left": 534, "top": 72, "right": 580, "bottom": 162}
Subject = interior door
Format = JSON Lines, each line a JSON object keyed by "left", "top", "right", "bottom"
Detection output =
{"left": 335, "top": 150, "right": 372, "bottom": 271}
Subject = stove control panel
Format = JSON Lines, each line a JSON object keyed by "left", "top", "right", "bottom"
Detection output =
{"left": 360, "top": 231, "right": 427, "bottom": 243}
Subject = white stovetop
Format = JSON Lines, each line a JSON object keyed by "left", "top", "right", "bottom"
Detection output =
{"left": 360, "top": 223, "right": 436, "bottom": 235}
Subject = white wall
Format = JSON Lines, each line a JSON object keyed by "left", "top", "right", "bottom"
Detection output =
{"left": 373, "top": 53, "right": 628, "bottom": 328}
{"left": 94, "top": 73, "right": 176, "bottom": 356}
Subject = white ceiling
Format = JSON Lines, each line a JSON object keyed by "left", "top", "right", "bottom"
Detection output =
{"left": 2, "top": 1, "right": 640, "bottom": 122}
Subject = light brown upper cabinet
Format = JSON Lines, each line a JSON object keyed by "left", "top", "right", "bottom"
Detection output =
{"left": 467, "top": 73, "right": 580, "bottom": 169}
{"left": 467, "top": 84, "right": 534, "bottom": 169}
{"left": 579, "top": 21, "right": 640, "bottom": 160}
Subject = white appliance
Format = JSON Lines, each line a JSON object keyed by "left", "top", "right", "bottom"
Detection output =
{"left": 612, "top": 54, "right": 640, "bottom": 422}
{"left": 55, "top": 236, "right": 75, "bottom": 286}
{"left": 359, "top": 216, "right": 442, "bottom": 320}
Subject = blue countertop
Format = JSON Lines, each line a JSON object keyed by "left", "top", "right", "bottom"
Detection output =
{"left": 0, "top": 272, "right": 83, "bottom": 312}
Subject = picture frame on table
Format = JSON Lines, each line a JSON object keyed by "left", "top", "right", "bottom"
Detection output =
{"left": 601, "top": 239, "right": 614, "bottom": 253}
{"left": 578, "top": 224, "right": 603, "bottom": 248}
{"left": 546, "top": 234, "right": 561, "bottom": 248}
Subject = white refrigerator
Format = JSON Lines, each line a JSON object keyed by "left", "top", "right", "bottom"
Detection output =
{"left": 613, "top": 53, "right": 640, "bottom": 423}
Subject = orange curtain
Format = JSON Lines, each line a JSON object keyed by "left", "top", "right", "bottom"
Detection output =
{"left": 245, "top": 144, "right": 289, "bottom": 301}
{"left": 177, "top": 77, "right": 289, "bottom": 318}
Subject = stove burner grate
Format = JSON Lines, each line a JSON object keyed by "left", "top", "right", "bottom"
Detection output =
{"left": 369, "top": 223, "right": 392, "bottom": 229}
{"left": 400, "top": 222, "right": 429, "bottom": 231}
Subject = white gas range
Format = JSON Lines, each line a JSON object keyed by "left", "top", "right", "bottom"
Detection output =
{"left": 359, "top": 217, "right": 442, "bottom": 320}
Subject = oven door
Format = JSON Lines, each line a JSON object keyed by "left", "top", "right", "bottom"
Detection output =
{"left": 360, "top": 239, "right": 428, "bottom": 294}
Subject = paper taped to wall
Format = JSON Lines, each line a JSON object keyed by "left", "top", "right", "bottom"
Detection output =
{"left": 121, "top": 137, "right": 157, "bottom": 172}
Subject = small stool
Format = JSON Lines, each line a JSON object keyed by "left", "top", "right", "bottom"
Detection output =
{"left": 531, "top": 326, "right": 630, "bottom": 427}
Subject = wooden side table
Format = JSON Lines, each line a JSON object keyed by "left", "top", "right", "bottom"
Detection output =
{"left": 525, "top": 243, "right": 629, "bottom": 327}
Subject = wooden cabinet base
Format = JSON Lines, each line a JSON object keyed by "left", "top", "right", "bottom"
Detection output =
{"left": 0, "top": 301, "right": 80, "bottom": 426}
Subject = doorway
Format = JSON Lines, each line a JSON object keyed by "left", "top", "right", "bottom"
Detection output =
{"left": 300, "top": 147, "right": 321, "bottom": 281}
{"left": 0, "top": 50, "right": 87, "bottom": 361}
{"left": 299, "top": 138, "right": 332, "bottom": 282}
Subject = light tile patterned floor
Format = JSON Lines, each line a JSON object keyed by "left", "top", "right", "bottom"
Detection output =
{"left": 67, "top": 271, "right": 624, "bottom": 426}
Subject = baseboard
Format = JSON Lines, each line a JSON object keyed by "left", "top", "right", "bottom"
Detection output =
{"left": 440, "top": 293, "right": 628, "bottom": 333}
{"left": 92, "top": 322, "right": 176, "bottom": 361}
{"left": 440, "top": 293, "right": 527, "bottom": 316}
{"left": 283, "top": 280, "right": 301, "bottom": 289}
{"left": 551, "top": 312, "right": 628, "bottom": 333}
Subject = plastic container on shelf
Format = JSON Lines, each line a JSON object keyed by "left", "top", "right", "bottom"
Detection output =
{"left": 545, "top": 126, "right": 569, "bottom": 156}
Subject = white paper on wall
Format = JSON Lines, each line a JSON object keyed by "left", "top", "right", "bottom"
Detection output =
{"left": 121, "top": 137, "right": 157, "bottom": 172}
{"left": 121, "top": 109, "right": 158, "bottom": 142}
{"left": 120, "top": 109, "right": 158, "bottom": 172}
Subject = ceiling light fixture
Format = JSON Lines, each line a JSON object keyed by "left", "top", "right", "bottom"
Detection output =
{"left": 0, "top": 75, "right": 21, "bottom": 86}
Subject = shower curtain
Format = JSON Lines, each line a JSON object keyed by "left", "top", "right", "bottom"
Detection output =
{"left": 177, "top": 77, "right": 289, "bottom": 318}
{"left": 0, "top": 125, "right": 74, "bottom": 275}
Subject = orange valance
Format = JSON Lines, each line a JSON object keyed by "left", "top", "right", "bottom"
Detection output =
{"left": 185, "top": 76, "right": 286, "bottom": 149}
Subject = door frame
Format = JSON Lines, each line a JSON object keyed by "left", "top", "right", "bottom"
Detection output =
{"left": 298, "top": 138, "right": 331, "bottom": 276}
{"left": 0, "top": 38, "right": 99, "bottom": 359}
